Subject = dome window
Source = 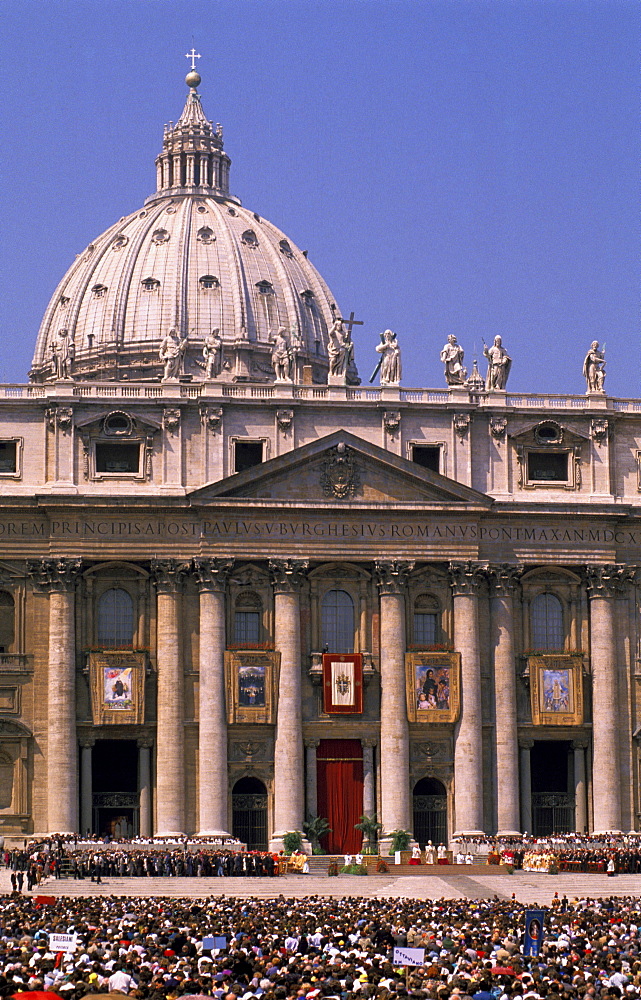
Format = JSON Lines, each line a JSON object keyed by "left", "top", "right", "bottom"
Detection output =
{"left": 241, "top": 229, "right": 258, "bottom": 247}
{"left": 151, "top": 228, "right": 170, "bottom": 245}
{"left": 196, "top": 226, "right": 215, "bottom": 244}
{"left": 59, "top": 296, "right": 70, "bottom": 308}
{"left": 256, "top": 281, "right": 274, "bottom": 295}
{"left": 112, "top": 233, "right": 129, "bottom": 250}
{"left": 199, "top": 274, "right": 220, "bottom": 290}
{"left": 141, "top": 277, "right": 160, "bottom": 292}
{"left": 92, "top": 284, "right": 107, "bottom": 298}
{"left": 228, "top": 207, "right": 237, "bottom": 216}
{"left": 279, "top": 239, "right": 294, "bottom": 258}
{"left": 300, "top": 289, "right": 315, "bottom": 303}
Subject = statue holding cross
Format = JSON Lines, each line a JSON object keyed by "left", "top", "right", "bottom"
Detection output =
{"left": 327, "top": 311, "right": 362, "bottom": 386}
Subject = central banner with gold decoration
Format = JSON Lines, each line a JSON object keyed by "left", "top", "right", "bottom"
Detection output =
{"left": 322, "top": 653, "right": 363, "bottom": 713}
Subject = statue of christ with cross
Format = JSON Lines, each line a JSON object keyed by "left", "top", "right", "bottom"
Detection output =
{"left": 327, "top": 309, "right": 362, "bottom": 386}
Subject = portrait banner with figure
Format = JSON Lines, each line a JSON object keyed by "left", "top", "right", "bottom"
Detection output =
{"left": 89, "top": 651, "right": 146, "bottom": 725}
{"left": 529, "top": 654, "right": 583, "bottom": 726}
{"left": 405, "top": 651, "right": 460, "bottom": 723}
{"left": 225, "top": 650, "right": 279, "bottom": 724}
{"left": 322, "top": 654, "right": 363, "bottom": 714}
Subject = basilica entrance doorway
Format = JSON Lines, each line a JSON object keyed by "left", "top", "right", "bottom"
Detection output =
{"left": 92, "top": 739, "right": 139, "bottom": 838}
{"left": 531, "top": 740, "right": 575, "bottom": 835}
{"left": 232, "top": 777, "right": 268, "bottom": 850}
{"left": 413, "top": 777, "right": 448, "bottom": 847}
{"left": 316, "top": 739, "right": 363, "bottom": 854}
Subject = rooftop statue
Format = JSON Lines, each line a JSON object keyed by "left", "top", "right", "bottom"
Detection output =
{"left": 583, "top": 341, "right": 606, "bottom": 393}
{"left": 159, "top": 329, "right": 187, "bottom": 381}
{"left": 483, "top": 335, "right": 512, "bottom": 390}
{"left": 203, "top": 329, "right": 223, "bottom": 379}
{"left": 51, "top": 328, "right": 75, "bottom": 380}
{"left": 373, "top": 329, "right": 402, "bottom": 386}
{"left": 440, "top": 334, "right": 467, "bottom": 386}
{"left": 271, "top": 328, "right": 293, "bottom": 382}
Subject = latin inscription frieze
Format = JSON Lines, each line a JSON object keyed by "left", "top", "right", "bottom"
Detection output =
{"left": 0, "top": 516, "right": 640, "bottom": 549}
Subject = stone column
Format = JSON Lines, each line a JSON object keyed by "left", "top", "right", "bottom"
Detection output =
{"left": 79, "top": 739, "right": 94, "bottom": 837}
{"left": 28, "top": 558, "right": 83, "bottom": 834}
{"left": 519, "top": 739, "right": 533, "bottom": 835}
{"left": 450, "top": 561, "right": 485, "bottom": 836}
{"left": 375, "top": 559, "right": 414, "bottom": 850}
{"left": 305, "top": 740, "right": 319, "bottom": 820}
{"left": 586, "top": 565, "right": 632, "bottom": 833}
{"left": 573, "top": 739, "right": 588, "bottom": 834}
{"left": 138, "top": 739, "right": 153, "bottom": 838}
{"left": 193, "top": 557, "right": 234, "bottom": 836}
{"left": 269, "top": 558, "right": 309, "bottom": 851}
{"left": 79, "top": 739, "right": 96, "bottom": 836}
{"left": 151, "top": 559, "right": 189, "bottom": 836}
{"left": 361, "top": 739, "right": 376, "bottom": 818}
{"left": 487, "top": 564, "right": 522, "bottom": 835}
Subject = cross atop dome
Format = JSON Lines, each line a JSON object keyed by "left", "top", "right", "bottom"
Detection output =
{"left": 185, "top": 47, "right": 201, "bottom": 71}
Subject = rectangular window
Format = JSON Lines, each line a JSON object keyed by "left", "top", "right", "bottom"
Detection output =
{"left": 412, "top": 445, "right": 440, "bottom": 473}
{"left": 414, "top": 612, "right": 437, "bottom": 646}
{"left": 527, "top": 452, "right": 569, "bottom": 482}
{"left": 234, "top": 611, "right": 261, "bottom": 645}
{"left": 95, "top": 442, "right": 141, "bottom": 475}
{"left": 235, "top": 441, "right": 263, "bottom": 473}
{"left": 0, "top": 442, "right": 17, "bottom": 474}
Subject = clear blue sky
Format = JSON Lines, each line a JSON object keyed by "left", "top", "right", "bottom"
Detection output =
{"left": 1, "top": 0, "right": 639, "bottom": 394}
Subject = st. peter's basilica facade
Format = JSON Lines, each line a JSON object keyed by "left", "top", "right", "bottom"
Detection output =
{"left": 0, "top": 64, "right": 638, "bottom": 851}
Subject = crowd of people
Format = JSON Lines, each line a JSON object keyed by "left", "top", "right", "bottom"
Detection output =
{"left": 0, "top": 891, "right": 638, "bottom": 1000}
{"left": 3, "top": 845, "right": 281, "bottom": 884}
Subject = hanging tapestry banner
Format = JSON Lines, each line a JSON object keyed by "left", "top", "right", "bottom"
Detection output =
{"left": 528, "top": 653, "right": 583, "bottom": 726}
{"left": 405, "top": 651, "right": 460, "bottom": 723}
{"left": 322, "top": 654, "right": 363, "bottom": 714}
{"left": 89, "top": 650, "right": 146, "bottom": 725}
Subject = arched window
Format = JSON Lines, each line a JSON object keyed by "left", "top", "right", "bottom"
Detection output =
{"left": 413, "top": 594, "right": 439, "bottom": 647}
{"left": 531, "top": 592, "right": 564, "bottom": 650}
{"left": 321, "top": 589, "right": 355, "bottom": 654}
{"left": 97, "top": 588, "right": 135, "bottom": 648}
{"left": 0, "top": 592, "right": 14, "bottom": 653}
{"left": 233, "top": 591, "right": 262, "bottom": 645}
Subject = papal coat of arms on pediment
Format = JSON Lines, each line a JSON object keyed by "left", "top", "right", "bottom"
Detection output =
{"left": 320, "top": 443, "right": 360, "bottom": 499}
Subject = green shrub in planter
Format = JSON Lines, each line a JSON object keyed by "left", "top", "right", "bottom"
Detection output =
{"left": 283, "top": 830, "right": 303, "bottom": 854}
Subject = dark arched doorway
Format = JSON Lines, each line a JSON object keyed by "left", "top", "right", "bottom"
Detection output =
{"left": 232, "top": 776, "right": 268, "bottom": 850}
{"left": 413, "top": 776, "right": 447, "bottom": 847}
{"left": 92, "top": 740, "right": 138, "bottom": 838}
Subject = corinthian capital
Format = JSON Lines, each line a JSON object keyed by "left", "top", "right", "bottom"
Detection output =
{"left": 586, "top": 563, "right": 637, "bottom": 598}
{"left": 486, "top": 563, "right": 523, "bottom": 598}
{"left": 374, "top": 559, "right": 414, "bottom": 595}
{"left": 193, "top": 557, "right": 234, "bottom": 592}
{"left": 449, "top": 560, "right": 487, "bottom": 597}
{"left": 269, "top": 558, "right": 309, "bottom": 593}
{"left": 150, "top": 558, "right": 190, "bottom": 594}
{"left": 27, "top": 557, "right": 83, "bottom": 592}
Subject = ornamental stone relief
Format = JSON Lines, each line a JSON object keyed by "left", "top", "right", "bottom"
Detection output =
{"left": 320, "top": 443, "right": 360, "bottom": 499}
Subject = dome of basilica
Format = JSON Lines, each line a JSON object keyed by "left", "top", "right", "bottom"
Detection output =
{"left": 30, "top": 71, "right": 346, "bottom": 384}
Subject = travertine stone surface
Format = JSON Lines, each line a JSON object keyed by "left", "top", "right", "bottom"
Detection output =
{"left": 138, "top": 741, "right": 152, "bottom": 838}
{"left": 375, "top": 560, "right": 414, "bottom": 844}
{"left": 488, "top": 564, "right": 522, "bottom": 835}
{"left": 586, "top": 564, "right": 634, "bottom": 832}
{"left": 269, "top": 559, "right": 309, "bottom": 850}
{"left": 194, "top": 557, "right": 234, "bottom": 835}
{"left": 28, "top": 558, "right": 82, "bottom": 834}
{"left": 151, "top": 559, "right": 190, "bottom": 835}
{"left": 450, "top": 561, "right": 485, "bottom": 835}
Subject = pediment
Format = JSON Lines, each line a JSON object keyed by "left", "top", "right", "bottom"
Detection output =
{"left": 74, "top": 409, "right": 161, "bottom": 435}
{"left": 509, "top": 419, "right": 588, "bottom": 447}
{"left": 189, "top": 430, "right": 493, "bottom": 507}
